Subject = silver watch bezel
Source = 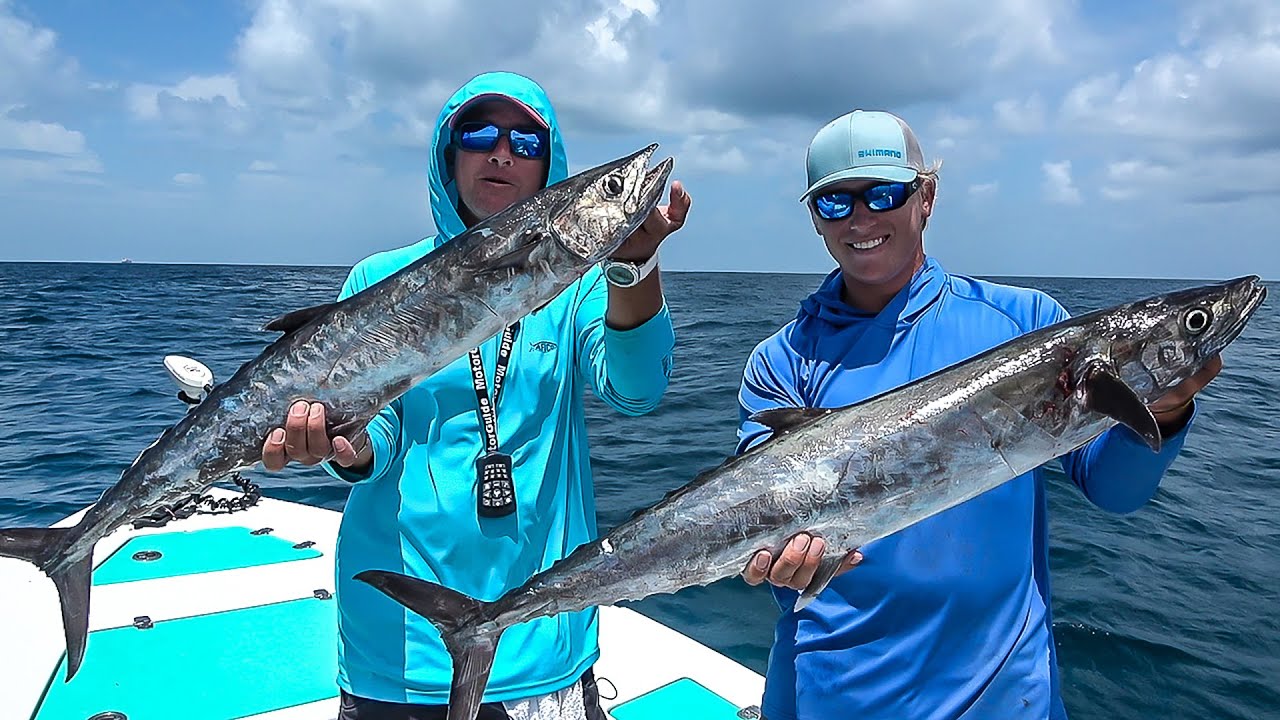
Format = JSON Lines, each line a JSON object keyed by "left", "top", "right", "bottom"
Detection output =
{"left": 603, "top": 253, "right": 659, "bottom": 288}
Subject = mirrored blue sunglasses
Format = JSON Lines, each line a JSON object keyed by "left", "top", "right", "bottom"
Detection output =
{"left": 813, "top": 180, "right": 920, "bottom": 221}
{"left": 452, "top": 122, "right": 549, "bottom": 160}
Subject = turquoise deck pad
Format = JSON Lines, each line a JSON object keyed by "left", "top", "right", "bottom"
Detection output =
{"left": 93, "top": 526, "right": 323, "bottom": 585}
{"left": 35, "top": 597, "right": 339, "bottom": 720}
{"left": 608, "top": 678, "right": 742, "bottom": 720}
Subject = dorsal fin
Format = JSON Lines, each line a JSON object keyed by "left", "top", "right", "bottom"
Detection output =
{"left": 262, "top": 302, "right": 338, "bottom": 334}
{"left": 748, "top": 406, "right": 834, "bottom": 436}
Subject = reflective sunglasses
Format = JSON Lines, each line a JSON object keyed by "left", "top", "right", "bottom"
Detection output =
{"left": 812, "top": 180, "right": 920, "bottom": 221}
{"left": 452, "top": 122, "right": 549, "bottom": 159}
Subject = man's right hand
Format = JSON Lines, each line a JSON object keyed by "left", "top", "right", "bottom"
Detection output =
{"left": 741, "top": 533, "right": 863, "bottom": 590}
{"left": 261, "top": 400, "right": 373, "bottom": 473}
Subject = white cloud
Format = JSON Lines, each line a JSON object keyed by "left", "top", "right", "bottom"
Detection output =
{"left": 968, "top": 182, "right": 1000, "bottom": 197}
{"left": 1058, "top": 0, "right": 1280, "bottom": 199}
{"left": 126, "top": 74, "right": 251, "bottom": 138}
{"left": 676, "top": 135, "right": 750, "bottom": 174}
{"left": 212, "top": 0, "right": 1083, "bottom": 148}
{"left": 585, "top": 0, "right": 659, "bottom": 63}
{"left": 0, "top": 0, "right": 1275, "bottom": 281}
{"left": 932, "top": 112, "right": 976, "bottom": 151}
{"left": 129, "top": 74, "right": 244, "bottom": 120}
{"left": 0, "top": 107, "right": 103, "bottom": 185}
{"left": 994, "top": 94, "right": 1046, "bottom": 134}
{"left": 1099, "top": 160, "right": 1176, "bottom": 200}
{"left": 218, "top": 0, "right": 751, "bottom": 145}
{"left": 674, "top": 0, "right": 1075, "bottom": 121}
{"left": 0, "top": 1, "right": 79, "bottom": 102}
{"left": 233, "top": 0, "right": 334, "bottom": 115}
{"left": 935, "top": 113, "right": 980, "bottom": 138}
{"left": 0, "top": 115, "right": 84, "bottom": 156}
{"left": 1043, "top": 160, "right": 1081, "bottom": 204}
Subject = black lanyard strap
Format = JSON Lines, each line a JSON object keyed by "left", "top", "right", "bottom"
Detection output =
{"left": 468, "top": 323, "right": 517, "bottom": 451}
{"left": 469, "top": 323, "right": 518, "bottom": 517}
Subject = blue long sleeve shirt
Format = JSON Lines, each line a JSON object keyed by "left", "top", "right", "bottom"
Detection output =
{"left": 737, "top": 257, "right": 1193, "bottom": 720}
{"left": 321, "top": 72, "right": 675, "bottom": 705}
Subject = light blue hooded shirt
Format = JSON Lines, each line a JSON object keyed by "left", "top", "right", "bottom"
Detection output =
{"left": 738, "top": 257, "right": 1194, "bottom": 720}
{"left": 322, "top": 72, "right": 676, "bottom": 704}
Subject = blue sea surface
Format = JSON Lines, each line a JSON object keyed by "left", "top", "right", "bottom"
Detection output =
{"left": 0, "top": 262, "right": 1276, "bottom": 719}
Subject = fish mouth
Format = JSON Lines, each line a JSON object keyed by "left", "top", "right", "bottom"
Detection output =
{"left": 551, "top": 143, "right": 673, "bottom": 262}
{"left": 1212, "top": 275, "right": 1267, "bottom": 355}
{"left": 601, "top": 144, "right": 672, "bottom": 256}
{"left": 1223, "top": 274, "right": 1264, "bottom": 338}
{"left": 639, "top": 153, "right": 673, "bottom": 211}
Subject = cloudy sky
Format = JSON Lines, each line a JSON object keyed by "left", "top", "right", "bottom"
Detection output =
{"left": 2, "top": 0, "right": 1278, "bottom": 279}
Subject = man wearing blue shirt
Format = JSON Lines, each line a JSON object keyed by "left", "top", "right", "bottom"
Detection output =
{"left": 736, "top": 109, "right": 1220, "bottom": 719}
{"left": 259, "top": 71, "right": 689, "bottom": 720}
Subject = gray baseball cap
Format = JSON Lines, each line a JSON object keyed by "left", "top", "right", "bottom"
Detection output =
{"left": 800, "top": 110, "right": 926, "bottom": 202}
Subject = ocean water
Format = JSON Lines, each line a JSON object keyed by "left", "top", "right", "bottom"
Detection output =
{"left": 0, "top": 262, "right": 1275, "bottom": 719}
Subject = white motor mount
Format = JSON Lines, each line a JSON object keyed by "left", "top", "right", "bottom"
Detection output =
{"left": 163, "top": 355, "right": 214, "bottom": 405}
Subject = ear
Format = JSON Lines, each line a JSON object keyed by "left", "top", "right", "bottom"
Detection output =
{"left": 444, "top": 145, "right": 456, "bottom": 176}
{"left": 919, "top": 177, "right": 936, "bottom": 218}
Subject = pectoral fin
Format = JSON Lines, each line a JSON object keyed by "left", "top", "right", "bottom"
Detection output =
{"left": 1080, "top": 362, "right": 1162, "bottom": 452}
{"left": 472, "top": 231, "right": 546, "bottom": 278}
{"left": 793, "top": 554, "right": 847, "bottom": 612}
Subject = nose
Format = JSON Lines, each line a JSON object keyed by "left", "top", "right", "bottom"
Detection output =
{"left": 487, "top": 137, "right": 515, "bottom": 167}
{"left": 843, "top": 199, "right": 878, "bottom": 228}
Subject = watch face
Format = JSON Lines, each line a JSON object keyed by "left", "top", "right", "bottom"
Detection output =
{"left": 604, "top": 262, "right": 638, "bottom": 286}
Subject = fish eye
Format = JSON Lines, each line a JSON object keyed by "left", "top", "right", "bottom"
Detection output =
{"left": 1182, "top": 307, "right": 1212, "bottom": 335}
{"left": 602, "top": 172, "right": 624, "bottom": 197}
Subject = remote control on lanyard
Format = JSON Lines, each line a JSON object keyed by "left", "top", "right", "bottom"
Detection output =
{"left": 469, "top": 323, "right": 518, "bottom": 518}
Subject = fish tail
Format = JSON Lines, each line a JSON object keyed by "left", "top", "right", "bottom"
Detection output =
{"left": 355, "top": 569, "right": 506, "bottom": 720}
{"left": 0, "top": 526, "right": 93, "bottom": 681}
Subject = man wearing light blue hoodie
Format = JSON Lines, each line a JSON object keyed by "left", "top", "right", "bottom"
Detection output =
{"left": 260, "top": 71, "right": 689, "bottom": 719}
{"left": 735, "top": 110, "right": 1222, "bottom": 719}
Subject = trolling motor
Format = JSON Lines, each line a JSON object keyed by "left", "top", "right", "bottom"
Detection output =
{"left": 163, "top": 354, "right": 214, "bottom": 406}
{"left": 131, "top": 354, "right": 260, "bottom": 529}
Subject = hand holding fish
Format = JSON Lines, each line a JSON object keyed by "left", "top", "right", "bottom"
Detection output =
{"left": 604, "top": 179, "right": 690, "bottom": 331}
{"left": 1150, "top": 353, "right": 1222, "bottom": 430}
{"left": 261, "top": 400, "right": 373, "bottom": 472}
{"left": 741, "top": 534, "right": 863, "bottom": 591}
{"left": 610, "top": 180, "right": 690, "bottom": 262}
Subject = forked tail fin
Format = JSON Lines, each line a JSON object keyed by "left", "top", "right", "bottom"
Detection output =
{"left": 0, "top": 526, "right": 93, "bottom": 681}
{"left": 355, "top": 569, "right": 507, "bottom": 720}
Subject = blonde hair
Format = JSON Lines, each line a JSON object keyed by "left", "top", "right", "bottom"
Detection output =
{"left": 918, "top": 158, "right": 943, "bottom": 189}
{"left": 918, "top": 158, "right": 942, "bottom": 228}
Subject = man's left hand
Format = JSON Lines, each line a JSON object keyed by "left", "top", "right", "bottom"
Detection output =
{"left": 611, "top": 180, "right": 690, "bottom": 262}
{"left": 1149, "top": 353, "right": 1222, "bottom": 429}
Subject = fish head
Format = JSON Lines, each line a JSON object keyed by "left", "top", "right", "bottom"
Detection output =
{"left": 545, "top": 144, "right": 674, "bottom": 262}
{"left": 1104, "top": 275, "right": 1266, "bottom": 401}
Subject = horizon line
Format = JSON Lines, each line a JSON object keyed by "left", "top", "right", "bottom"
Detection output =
{"left": 0, "top": 259, "right": 1271, "bottom": 284}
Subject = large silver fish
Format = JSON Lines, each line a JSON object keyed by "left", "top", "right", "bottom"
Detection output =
{"left": 357, "top": 276, "right": 1266, "bottom": 720}
{"left": 0, "top": 144, "right": 674, "bottom": 681}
